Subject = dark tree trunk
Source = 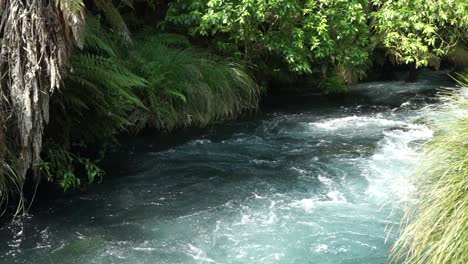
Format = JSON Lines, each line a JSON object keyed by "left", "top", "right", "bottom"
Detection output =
{"left": 406, "top": 62, "right": 418, "bottom": 82}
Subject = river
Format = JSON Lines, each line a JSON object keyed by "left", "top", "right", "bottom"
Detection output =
{"left": 0, "top": 71, "right": 454, "bottom": 264}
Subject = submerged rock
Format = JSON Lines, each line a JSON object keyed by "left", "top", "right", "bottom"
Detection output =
{"left": 411, "top": 117, "right": 434, "bottom": 127}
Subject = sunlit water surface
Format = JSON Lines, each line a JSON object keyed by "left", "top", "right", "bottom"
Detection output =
{"left": 0, "top": 72, "right": 454, "bottom": 264}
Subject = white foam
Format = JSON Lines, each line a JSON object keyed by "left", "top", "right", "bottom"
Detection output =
{"left": 291, "top": 198, "right": 316, "bottom": 211}
{"left": 190, "top": 139, "right": 212, "bottom": 145}
{"left": 186, "top": 244, "right": 217, "bottom": 263}
{"left": 364, "top": 121, "right": 433, "bottom": 205}
{"left": 291, "top": 166, "right": 308, "bottom": 175}
{"left": 251, "top": 159, "right": 277, "bottom": 165}
{"left": 326, "top": 190, "right": 347, "bottom": 202}
{"left": 309, "top": 116, "right": 404, "bottom": 131}
{"left": 133, "top": 247, "right": 156, "bottom": 251}
{"left": 318, "top": 175, "right": 333, "bottom": 186}
{"left": 312, "top": 244, "right": 329, "bottom": 253}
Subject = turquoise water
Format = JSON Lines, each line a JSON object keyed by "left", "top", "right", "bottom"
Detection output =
{"left": 0, "top": 74, "right": 453, "bottom": 264}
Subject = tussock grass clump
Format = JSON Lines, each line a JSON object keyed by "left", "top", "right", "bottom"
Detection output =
{"left": 129, "top": 34, "right": 262, "bottom": 131}
{"left": 390, "top": 85, "right": 468, "bottom": 264}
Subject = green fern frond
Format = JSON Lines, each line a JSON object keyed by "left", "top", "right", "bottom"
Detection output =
{"left": 72, "top": 53, "right": 147, "bottom": 92}
{"left": 153, "top": 33, "right": 191, "bottom": 48}
{"left": 83, "top": 15, "right": 118, "bottom": 57}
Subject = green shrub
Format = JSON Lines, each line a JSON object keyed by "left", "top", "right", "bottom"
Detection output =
{"left": 319, "top": 74, "right": 348, "bottom": 94}
{"left": 37, "top": 144, "right": 104, "bottom": 192}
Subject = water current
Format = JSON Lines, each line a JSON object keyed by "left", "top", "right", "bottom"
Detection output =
{"left": 0, "top": 71, "right": 455, "bottom": 264}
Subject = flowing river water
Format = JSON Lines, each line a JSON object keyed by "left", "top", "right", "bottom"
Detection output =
{"left": 0, "top": 72, "right": 455, "bottom": 264}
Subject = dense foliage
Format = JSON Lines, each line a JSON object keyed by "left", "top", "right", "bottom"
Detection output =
{"left": 166, "top": 0, "right": 467, "bottom": 84}
{"left": 167, "top": 0, "right": 371, "bottom": 77}
{"left": 162, "top": 0, "right": 468, "bottom": 92}
{"left": 374, "top": 0, "right": 468, "bottom": 68}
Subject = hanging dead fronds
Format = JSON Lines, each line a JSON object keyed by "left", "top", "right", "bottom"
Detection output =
{"left": 0, "top": 0, "right": 85, "bottom": 212}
